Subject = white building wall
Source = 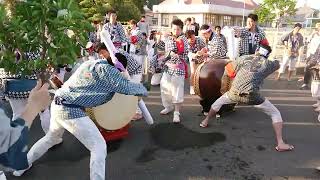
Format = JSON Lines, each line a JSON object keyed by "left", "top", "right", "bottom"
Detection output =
{"left": 153, "top": 4, "right": 253, "bottom": 16}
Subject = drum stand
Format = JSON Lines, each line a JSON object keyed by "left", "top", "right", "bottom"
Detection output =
{"left": 98, "top": 125, "right": 130, "bottom": 141}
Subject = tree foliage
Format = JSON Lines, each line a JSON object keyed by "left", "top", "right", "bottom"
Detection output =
{"left": 78, "top": 0, "right": 146, "bottom": 22}
{"left": 0, "top": 0, "right": 93, "bottom": 75}
{"left": 254, "top": 0, "right": 297, "bottom": 24}
{"left": 147, "top": 0, "right": 164, "bottom": 10}
{"left": 78, "top": 0, "right": 111, "bottom": 22}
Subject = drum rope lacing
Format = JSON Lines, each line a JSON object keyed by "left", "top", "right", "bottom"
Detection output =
{"left": 193, "top": 62, "right": 205, "bottom": 97}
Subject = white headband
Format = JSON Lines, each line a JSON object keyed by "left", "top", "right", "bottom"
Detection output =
{"left": 200, "top": 28, "right": 212, "bottom": 34}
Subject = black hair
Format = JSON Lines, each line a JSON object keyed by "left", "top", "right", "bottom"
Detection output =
{"left": 95, "top": 42, "right": 128, "bottom": 70}
{"left": 108, "top": 9, "right": 116, "bottom": 14}
{"left": 186, "top": 17, "right": 191, "bottom": 22}
{"left": 171, "top": 19, "right": 184, "bottom": 29}
{"left": 113, "top": 53, "right": 128, "bottom": 69}
{"left": 185, "top": 30, "right": 195, "bottom": 39}
{"left": 294, "top": 23, "right": 302, "bottom": 28}
{"left": 200, "top": 24, "right": 210, "bottom": 30}
{"left": 105, "top": 53, "right": 128, "bottom": 70}
{"left": 141, "top": 15, "right": 145, "bottom": 18}
{"left": 95, "top": 42, "right": 108, "bottom": 53}
{"left": 149, "top": 30, "right": 157, "bottom": 40}
{"left": 248, "top": 14, "right": 258, "bottom": 22}
{"left": 129, "top": 19, "right": 137, "bottom": 25}
{"left": 215, "top": 26, "right": 221, "bottom": 30}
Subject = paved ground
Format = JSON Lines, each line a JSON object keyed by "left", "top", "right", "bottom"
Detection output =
{"left": 3, "top": 73, "right": 320, "bottom": 180}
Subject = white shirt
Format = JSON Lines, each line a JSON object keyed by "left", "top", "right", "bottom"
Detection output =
{"left": 307, "top": 32, "right": 320, "bottom": 57}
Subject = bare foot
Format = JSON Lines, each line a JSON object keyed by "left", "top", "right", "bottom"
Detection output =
{"left": 200, "top": 119, "right": 209, "bottom": 128}
{"left": 275, "top": 143, "right": 294, "bottom": 152}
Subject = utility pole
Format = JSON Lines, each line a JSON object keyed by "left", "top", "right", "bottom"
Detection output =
{"left": 242, "top": 0, "right": 246, "bottom": 27}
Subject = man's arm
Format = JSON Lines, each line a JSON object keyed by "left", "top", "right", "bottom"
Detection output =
{"left": 235, "top": 28, "right": 246, "bottom": 38}
{"left": 165, "top": 36, "right": 177, "bottom": 53}
{"left": 123, "top": 51, "right": 142, "bottom": 76}
{"left": 258, "top": 28, "right": 267, "bottom": 40}
{"left": 230, "top": 55, "right": 247, "bottom": 73}
{"left": 281, "top": 33, "right": 290, "bottom": 48}
{"left": 98, "top": 64, "right": 148, "bottom": 97}
{"left": 299, "top": 34, "right": 304, "bottom": 47}
{"left": 0, "top": 80, "right": 50, "bottom": 171}
{"left": 262, "top": 59, "right": 280, "bottom": 78}
{"left": 0, "top": 116, "right": 29, "bottom": 171}
{"left": 20, "top": 81, "right": 51, "bottom": 128}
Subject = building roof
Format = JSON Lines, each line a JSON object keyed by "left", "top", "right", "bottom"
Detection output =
{"left": 202, "top": 0, "right": 258, "bottom": 10}
{"left": 287, "top": 5, "right": 319, "bottom": 23}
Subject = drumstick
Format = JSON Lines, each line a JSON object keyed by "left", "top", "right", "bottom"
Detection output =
{"left": 138, "top": 99, "right": 154, "bottom": 125}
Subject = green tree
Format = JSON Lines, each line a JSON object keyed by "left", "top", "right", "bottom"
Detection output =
{"left": 115, "top": 0, "right": 142, "bottom": 21}
{"left": 254, "top": 0, "right": 297, "bottom": 24}
{"left": 78, "top": 0, "right": 111, "bottom": 22}
{"left": 147, "top": 0, "right": 164, "bottom": 10}
{"left": 78, "top": 0, "right": 146, "bottom": 22}
{"left": 0, "top": 0, "right": 93, "bottom": 76}
{"left": 108, "top": 0, "right": 144, "bottom": 21}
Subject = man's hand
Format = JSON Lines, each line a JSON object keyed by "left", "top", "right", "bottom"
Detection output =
{"left": 234, "top": 28, "right": 241, "bottom": 37}
{"left": 196, "top": 51, "right": 203, "bottom": 56}
{"left": 21, "top": 80, "right": 51, "bottom": 128}
{"left": 200, "top": 47, "right": 208, "bottom": 54}
{"left": 28, "top": 80, "right": 51, "bottom": 112}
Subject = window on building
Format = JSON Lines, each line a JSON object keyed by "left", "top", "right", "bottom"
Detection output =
{"left": 162, "top": 14, "right": 169, "bottom": 27}
{"left": 223, "top": 15, "right": 232, "bottom": 26}
{"left": 204, "top": 14, "right": 219, "bottom": 26}
{"left": 152, "top": 14, "right": 158, "bottom": 26}
{"left": 234, "top": 17, "right": 243, "bottom": 27}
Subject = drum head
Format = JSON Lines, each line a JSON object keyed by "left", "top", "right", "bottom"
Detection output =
{"left": 92, "top": 93, "right": 138, "bottom": 130}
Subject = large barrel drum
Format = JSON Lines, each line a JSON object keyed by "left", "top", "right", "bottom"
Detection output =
{"left": 193, "top": 59, "right": 235, "bottom": 114}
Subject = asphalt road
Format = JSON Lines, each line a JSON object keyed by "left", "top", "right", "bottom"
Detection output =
{"left": 3, "top": 74, "right": 320, "bottom": 180}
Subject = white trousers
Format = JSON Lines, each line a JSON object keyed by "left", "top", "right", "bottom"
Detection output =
{"left": 130, "top": 74, "right": 142, "bottom": 84}
{"left": 278, "top": 55, "right": 297, "bottom": 73}
{"left": 8, "top": 98, "right": 50, "bottom": 133}
{"left": 151, "top": 73, "right": 162, "bottom": 85}
{"left": 26, "top": 102, "right": 106, "bottom": 180}
{"left": 0, "top": 171, "right": 6, "bottom": 180}
{"left": 160, "top": 72, "right": 184, "bottom": 108}
{"left": 211, "top": 93, "right": 283, "bottom": 123}
{"left": 8, "top": 98, "right": 28, "bottom": 121}
{"left": 311, "top": 81, "right": 320, "bottom": 97}
{"left": 130, "top": 74, "right": 143, "bottom": 114}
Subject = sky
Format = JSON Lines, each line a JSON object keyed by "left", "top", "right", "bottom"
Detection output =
{"left": 254, "top": 0, "right": 320, "bottom": 10}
